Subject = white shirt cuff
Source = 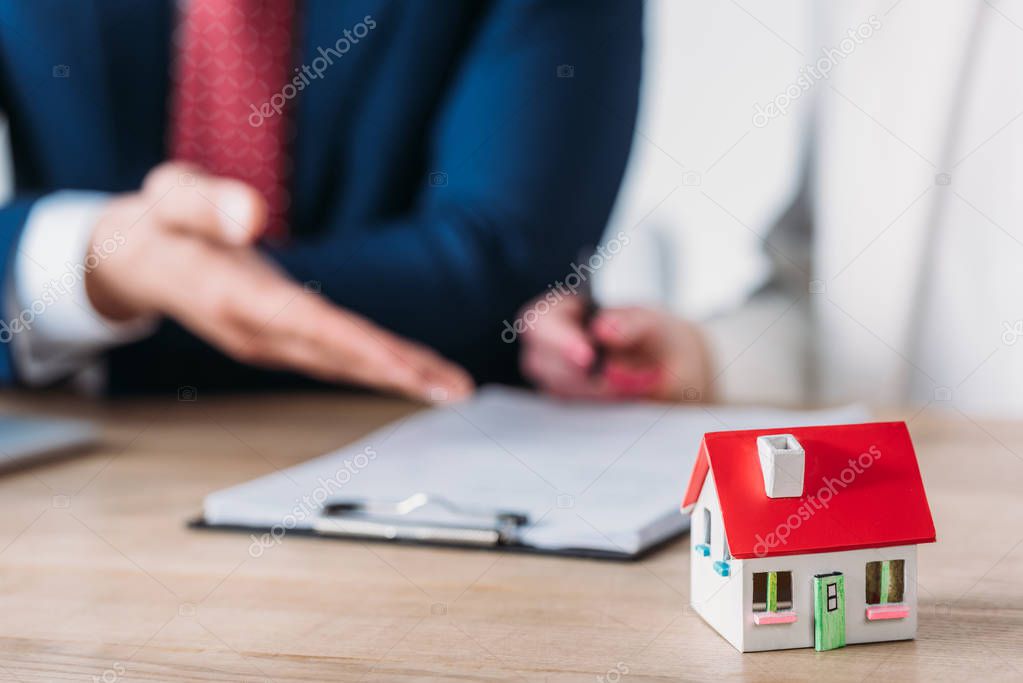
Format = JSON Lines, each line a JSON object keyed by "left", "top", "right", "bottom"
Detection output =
{"left": 7, "top": 191, "right": 157, "bottom": 386}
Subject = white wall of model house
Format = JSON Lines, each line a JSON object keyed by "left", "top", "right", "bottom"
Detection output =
{"left": 689, "top": 471, "right": 744, "bottom": 649}
{"left": 740, "top": 546, "right": 918, "bottom": 652}
{"left": 689, "top": 471, "right": 919, "bottom": 652}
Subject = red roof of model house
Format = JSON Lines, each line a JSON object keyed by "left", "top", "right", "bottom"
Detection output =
{"left": 681, "top": 421, "right": 936, "bottom": 559}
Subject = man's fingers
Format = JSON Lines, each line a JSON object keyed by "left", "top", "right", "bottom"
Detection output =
{"left": 591, "top": 308, "right": 661, "bottom": 350}
{"left": 330, "top": 333, "right": 474, "bottom": 403}
{"left": 520, "top": 341, "right": 612, "bottom": 399}
{"left": 153, "top": 237, "right": 472, "bottom": 402}
{"left": 521, "top": 297, "right": 595, "bottom": 369}
{"left": 142, "top": 162, "right": 267, "bottom": 245}
{"left": 319, "top": 338, "right": 435, "bottom": 400}
{"left": 350, "top": 327, "right": 474, "bottom": 403}
{"left": 239, "top": 313, "right": 473, "bottom": 404}
{"left": 603, "top": 361, "right": 664, "bottom": 397}
{"left": 280, "top": 295, "right": 474, "bottom": 403}
{"left": 398, "top": 344, "right": 475, "bottom": 402}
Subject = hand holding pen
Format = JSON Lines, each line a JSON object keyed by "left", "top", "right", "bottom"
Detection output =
{"left": 517, "top": 256, "right": 713, "bottom": 401}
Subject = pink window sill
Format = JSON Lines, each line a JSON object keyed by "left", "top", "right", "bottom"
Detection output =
{"left": 753, "top": 611, "right": 797, "bottom": 625}
{"left": 866, "top": 604, "right": 910, "bottom": 621}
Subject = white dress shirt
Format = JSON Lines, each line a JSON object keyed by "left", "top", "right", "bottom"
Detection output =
{"left": 8, "top": 191, "right": 155, "bottom": 390}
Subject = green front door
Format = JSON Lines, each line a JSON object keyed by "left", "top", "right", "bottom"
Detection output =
{"left": 813, "top": 572, "right": 846, "bottom": 651}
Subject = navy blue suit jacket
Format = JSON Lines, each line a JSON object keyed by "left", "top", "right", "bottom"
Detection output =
{"left": 0, "top": 0, "right": 641, "bottom": 392}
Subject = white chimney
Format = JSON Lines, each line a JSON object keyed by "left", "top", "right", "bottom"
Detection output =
{"left": 757, "top": 434, "right": 805, "bottom": 498}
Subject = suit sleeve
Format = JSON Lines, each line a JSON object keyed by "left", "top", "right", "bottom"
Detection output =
{"left": 0, "top": 196, "right": 38, "bottom": 384}
{"left": 266, "top": 0, "right": 643, "bottom": 375}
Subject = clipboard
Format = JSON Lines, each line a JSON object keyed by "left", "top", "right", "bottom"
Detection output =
{"left": 192, "top": 491, "right": 683, "bottom": 560}
{"left": 195, "top": 388, "right": 868, "bottom": 560}
{"left": 187, "top": 519, "right": 682, "bottom": 561}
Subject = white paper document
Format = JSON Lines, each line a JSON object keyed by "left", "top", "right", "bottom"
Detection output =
{"left": 203, "top": 387, "right": 869, "bottom": 557}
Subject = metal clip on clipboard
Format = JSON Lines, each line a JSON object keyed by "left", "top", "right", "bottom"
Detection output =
{"left": 312, "top": 492, "right": 530, "bottom": 547}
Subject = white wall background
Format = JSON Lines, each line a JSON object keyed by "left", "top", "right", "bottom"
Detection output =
{"left": 598, "top": 0, "right": 813, "bottom": 320}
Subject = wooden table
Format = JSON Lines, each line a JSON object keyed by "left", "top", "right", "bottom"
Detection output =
{"left": 0, "top": 391, "right": 1020, "bottom": 682}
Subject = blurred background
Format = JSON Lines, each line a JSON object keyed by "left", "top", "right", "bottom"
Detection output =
{"left": 596, "top": 0, "right": 1023, "bottom": 416}
{"left": 2, "top": 0, "right": 1022, "bottom": 415}
{"left": 598, "top": 0, "right": 810, "bottom": 317}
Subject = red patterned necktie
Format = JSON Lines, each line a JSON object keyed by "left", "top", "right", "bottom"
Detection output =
{"left": 170, "top": 0, "right": 296, "bottom": 242}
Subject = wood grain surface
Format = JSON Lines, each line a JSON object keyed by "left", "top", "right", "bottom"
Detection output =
{"left": 0, "top": 391, "right": 1020, "bottom": 682}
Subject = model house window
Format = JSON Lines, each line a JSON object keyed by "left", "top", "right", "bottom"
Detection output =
{"left": 865, "top": 560, "right": 905, "bottom": 604}
{"left": 752, "top": 571, "right": 793, "bottom": 612}
{"left": 753, "top": 573, "right": 767, "bottom": 611}
{"left": 695, "top": 508, "right": 712, "bottom": 557}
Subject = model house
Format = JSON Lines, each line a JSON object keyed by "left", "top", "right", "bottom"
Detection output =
{"left": 680, "top": 421, "right": 936, "bottom": 652}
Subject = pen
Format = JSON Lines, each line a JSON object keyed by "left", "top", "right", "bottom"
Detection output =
{"left": 577, "top": 247, "right": 605, "bottom": 378}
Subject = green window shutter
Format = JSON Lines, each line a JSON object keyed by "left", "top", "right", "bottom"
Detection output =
{"left": 767, "top": 571, "right": 778, "bottom": 612}
{"left": 880, "top": 560, "right": 891, "bottom": 606}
